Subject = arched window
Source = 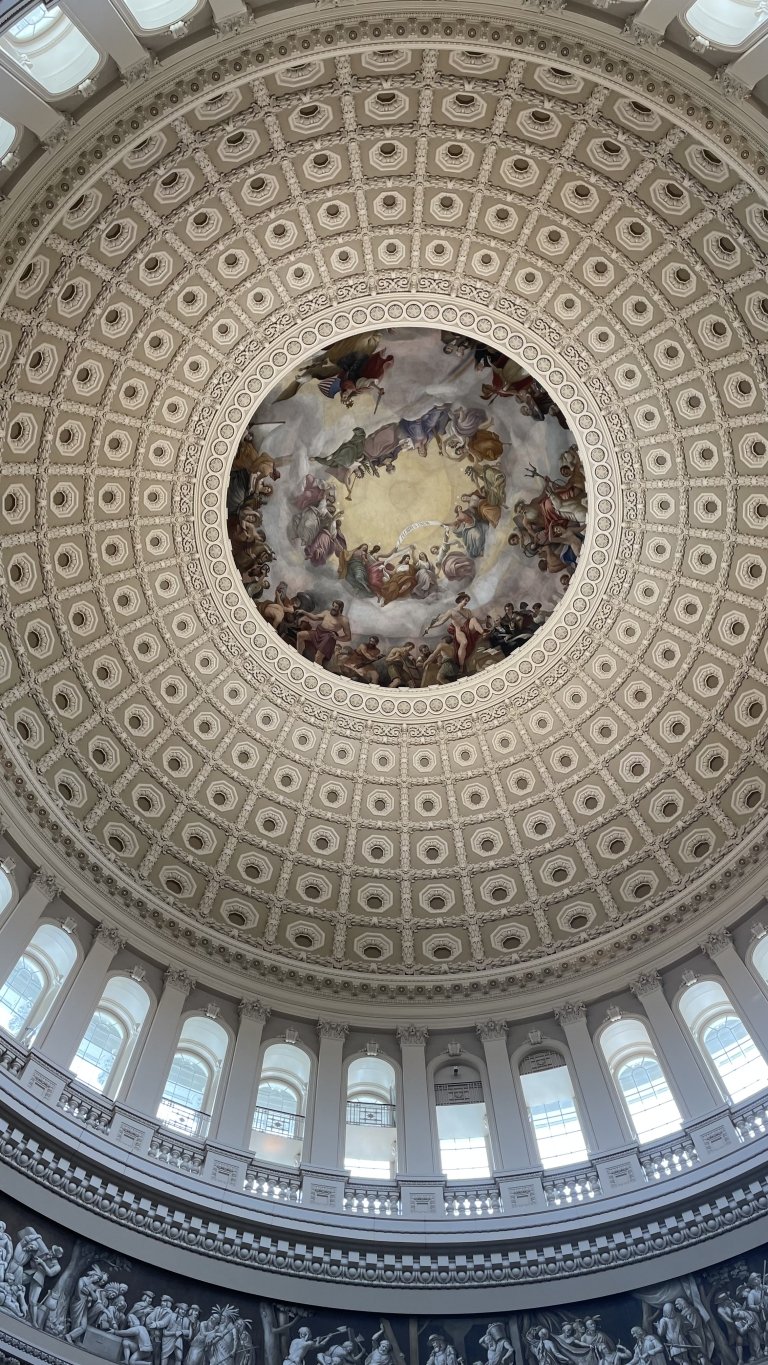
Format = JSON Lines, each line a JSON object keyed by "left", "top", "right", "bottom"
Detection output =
{"left": 0, "top": 868, "right": 12, "bottom": 916}
{"left": 679, "top": 980, "right": 768, "bottom": 1104}
{"left": 251, "top": 1042, "right": 310, "bottom": 1165}
{"left": 0, "top": 5, "right": 100, "bottom": 96}
{"left": 600, "top": 1018, "right": 681, "bottom": 1143}
{"left": 157, "top": 1015, "right": 229, "bottom": 1138}
{"left": 684, "top": 0, "right": 767, "bottom": 49}
{"left": 69, "top": 976, "right": 151, "bottom": 1096}
{"left": 0, "top": 924, "right": 77, "bottom": 1042}
{"left": 434, "top": 1062, "right": 490, "bottom": 1180}
{"left": 0, "top": 956, "right": 46, "bottom": 1036}
{"left": 117, "top": 0, "right": 200, "bottom": 33}
{"left": 519, "top": 1049, "right": 588, "bottom": 1168}
{"left": 750, "top": 934, "right": 768, "bottom": 989}
{"left": 72, "top": 1011, "right": 126, "bottom": 1092}
{"left": 344, "top": 1056, "right": 397, "bottom": 1180}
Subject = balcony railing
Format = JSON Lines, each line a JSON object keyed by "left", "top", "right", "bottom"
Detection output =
{"left": 156, "top": 1097, "right": 211, "bottom": 1140}
{"left": 252, "top": 1104, "right": 305, "bottom": 1139}
{"left": 346, "top": 1100, "right": 396, "bottom": 1127}
{"left": 3, "top": 1036, "right": 768, "bottom": 1228}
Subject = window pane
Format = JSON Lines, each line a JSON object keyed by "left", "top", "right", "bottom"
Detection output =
{"left": 157, "top": 1051, "right": 212, "bottom": 1136}
{"left": 439, "top": 1135, "right": 490, "bottom": 1180}
{"left": 617, "top": 1055, "right": 681, "bottom": 1142}
{"left": 256, "top": 1081, "right": 299, "bottom": 1116}
{"left": 0, "top": 956, "right": 45, "bottom": 1037}
{"left": 71, "top": 1010, "right": 126, "bottom": 1092}
{"left": 161, "top": 1051, "right": 209, "bottom": 1109}
{"left": 520, "top": 1059, "right": 588, "bottom": 1168}
{"left": 703, "top": 1014, "right": 768, "bottom": 1102}
{"left": 121, "top": 0, "right": 198, "bottom": 33}
{"left": 8, "top": 4, "right": 59, "bottom": 40}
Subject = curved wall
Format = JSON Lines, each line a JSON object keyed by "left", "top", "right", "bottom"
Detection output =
{"left": 0, "top": 1180, "right": 768, "bottom": 1365}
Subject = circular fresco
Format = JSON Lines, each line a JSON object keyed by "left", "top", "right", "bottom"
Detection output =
{"left": 226, "top": 327, "right": 585, "bottom": 688}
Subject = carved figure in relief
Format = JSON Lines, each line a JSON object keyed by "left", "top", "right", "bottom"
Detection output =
{"left": 26, "top": 1241, "right": 63, "bottom": 1328}
{"left": 283, "top": 1324, "right": 347, "bottom": 1365}
{"left": 715, "top": 1293, "right": 761, "bottom": 1363}
{"left": 477, "top": 1321, "right": 515, "bottom": 1365}
{"left": 147, "top": 1294, "right": 180, "bottom": 1363}
{"left": 318, "top": 1331, "right": 366, "bottom": 1365}
{"left": 426, "top": 1333, "right": 459, "bottom": 1365}
{"left": 627, "top": 1327, "right": 665, "bottom": 1365}
{"left": 0, "top": 1223, "right": 12, "bottom": 1281}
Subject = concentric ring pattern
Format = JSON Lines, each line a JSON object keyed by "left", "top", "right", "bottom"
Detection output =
{"left": 1, "top": 19, "right": 767, "bottom": 1003}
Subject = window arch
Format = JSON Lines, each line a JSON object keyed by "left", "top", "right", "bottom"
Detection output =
{"left": 679, "top": 979, "right": 768, "bottom": 1104}
{"left": 683, "top": 0, "right": 768, "bottom": 50}
{"left": 518, "top": 1048, "right": 588, "bottom": 1168}
{"left": 116, "top": 0, "right": 201, "bottom": 34}
{"left": 251, "top": 1042, "right": 310, "bottom": 1165}
{"left": 0, "top": 955, "right": 46, "bottom": 1037}
{"left": 72, "top": 1011, "right": 126, "bottom": 1092}
{"left": 434, "top": 1061, "right": 490, "bottom": 1180}
{"left": 69, "top": 975, "right": 151, "bottom": 1097}
{"left": 600, "top": 1018, "right": 681, "bottom": 1143}
{"left": 157, "top": 1015, "right": 229, "bottom": 1138}
{"left": 0, "top": 867, "right": 12, "bottom": 917}
{"left": 0, "top": 5, "right": 101, "bottom": 97}
{"left": 0, "top": 924, "right": 77, "bottom": 1042}
{"left": 750, "top": 934, "right": 768, "bottom": 990}
{"left": 344, "top": 1055, "right": 397, "bottom": 1180}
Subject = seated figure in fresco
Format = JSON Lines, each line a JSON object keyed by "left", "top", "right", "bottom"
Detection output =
{"left": 313, "top": 427, "right": 370, "bottom": 502}
{"left": 397, "top": 403, "right": 453, "bottom": 458}
{"left": 431, "top": 532, "right": 475, "bottom": 585}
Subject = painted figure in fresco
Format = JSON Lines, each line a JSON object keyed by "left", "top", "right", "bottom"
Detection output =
{"left": 274, "top": 333, "right": 393, "bottom": 409}
{"left": 313, "top": 428, "right": 368, "bottom": 500}
{"left": 423, "top": 593, "right": 485, "bottom": 669}
{"left": 296, "top": 601, "right": 352, "bottom": 665}
{"left": 398, "top": 403, "right": 453, "bottom": 458}
{"left": 431, "top": 532, "right": 475, "bottom": 585}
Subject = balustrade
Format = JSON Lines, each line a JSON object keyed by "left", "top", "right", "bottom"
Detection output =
{"left": 638, "top": 1131, "right": 698, "bottom": 1183}
{"left": 2, "top": 1035, "right": 768, "bottom": 1226}
{"left": 541, "top": 1163, "right": 600, "bottom": 1206}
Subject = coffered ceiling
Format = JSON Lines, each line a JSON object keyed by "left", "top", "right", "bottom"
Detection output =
{"left": 0, "top": 3, "right": 767, "bottom": 1009}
